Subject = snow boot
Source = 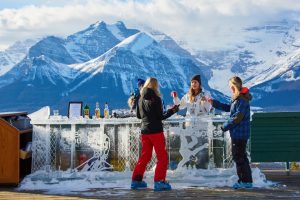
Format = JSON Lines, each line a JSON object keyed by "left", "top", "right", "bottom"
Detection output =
{"left": 154, "top": 181, "right": 172, "bottom": 191}
{"left": 233, "top": 182, "right": 253, "bottom": 189}
{"left": 131, "top": 180, "right": 147, "bottom": 189}
{"left": 244, "top": 182, "right": 253, "bottom": 188}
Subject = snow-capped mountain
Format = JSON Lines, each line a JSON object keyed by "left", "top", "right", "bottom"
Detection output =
{"left": 0, "top": 39, "right": 37, "bottom": 76}
{"left": 193, "top": 19, "right": 300, "bottom": 110}
{"left": 66, "top": 32, "right": 212, "bottom": 97}
{"left": 149, "top": 30, "right": 192, "bottom": 58}
{"left": 1, "top": 19, "right": 297, "bottom": 113}
{"left": 250, "top": 48, "right": 300, "bottom": 110}
{"left": 148, "top": 29, "right": 212, "bottom": 80}
{"left": 0, "top": 21, "right": 225, "bottom": 113}
{"left": 28, "top": 21, "right": 139, "bottom": 65}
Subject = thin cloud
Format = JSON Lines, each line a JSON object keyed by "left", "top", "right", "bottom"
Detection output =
{"left": 0, "top": 0, "right": 300, "bottom": 50}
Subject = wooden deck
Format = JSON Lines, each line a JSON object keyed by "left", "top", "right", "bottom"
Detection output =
{"left": 0, "top": 171, "right": 300, "bottom": 199}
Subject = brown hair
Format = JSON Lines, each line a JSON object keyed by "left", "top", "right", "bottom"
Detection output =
{"left": 141, "top": 77, "right": 161, "bottom": 97}
{"left": 229, "top": 76, "right": 242, "bottom": 99}
{"left": 188, "top": 82, "right": 202, "bottom": 102}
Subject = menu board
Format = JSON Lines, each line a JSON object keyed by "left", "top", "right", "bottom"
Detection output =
{"left": 68, "top": 102, "right": 83, "bottom": 118}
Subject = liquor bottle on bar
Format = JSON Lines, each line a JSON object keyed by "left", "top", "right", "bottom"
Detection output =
{"left": 95, "top": 102, "right": 101, "bottom": 119}
{"left": 104, "top": 102, "right": 109, "bottom": 119}
{"left": 84, "top": 104, "right": 90, "bottom": 119}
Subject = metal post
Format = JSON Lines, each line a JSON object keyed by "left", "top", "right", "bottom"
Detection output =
{"left": 286, "top": 162, "right": 290, "bottom": 176}
{"left": 70, "top": 124, "right": 76, "bottom": 169}
{"left": 45, "top": 124, "right": 50, "bottom": 167}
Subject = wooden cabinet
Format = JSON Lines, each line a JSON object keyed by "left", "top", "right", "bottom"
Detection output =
{"left": 0, "top": 112, "right": 32, "bottom": 184}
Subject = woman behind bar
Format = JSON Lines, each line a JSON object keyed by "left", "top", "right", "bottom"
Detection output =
{"left": 171, "top": 74, "right": 210, "bottom": 169}
{"left": 131, "top": 77, "right": 179, "bottom": 191}
{"left": 171, "top": 74, "right": 210, "bottom": 116}
{"left": 207, "top": 76, "right": 253, "bottom": 189}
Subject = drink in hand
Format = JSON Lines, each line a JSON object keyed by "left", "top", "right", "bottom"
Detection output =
{"left": 171, "top": 91, "right": 180, "bottom": 106}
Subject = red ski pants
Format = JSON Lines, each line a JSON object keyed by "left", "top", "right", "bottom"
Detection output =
{"left": 132, "top": 132, "right": 168, "bottom": 182}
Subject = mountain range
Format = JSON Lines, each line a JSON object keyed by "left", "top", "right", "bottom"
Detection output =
{"left": 0, "top": 20, "right": 299, "bottom": 113}
{"left": 0, "top": 21, "right": 226, "bottom": 114}
{"left": 193, "top": 19, "right": 300, "bottom": 111}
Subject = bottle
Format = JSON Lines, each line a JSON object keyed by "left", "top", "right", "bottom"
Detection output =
{"left": 104, "top": 102, "right": 109, "bottom": 119}
{"left": 95, "top": 102, "right": 101, "bottom": 119}
{"left": 84, "top": 104, "right": 90, "bottom": 119}
{"left": 171, "top": 91, "right": 180, "bottom": 106}
{"left": 201, "top": 91, "right": 212, "bottom": 114}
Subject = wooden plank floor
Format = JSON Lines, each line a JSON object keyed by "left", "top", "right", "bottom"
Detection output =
{"left": 264, "top": 170, "right": 300, "bottom": 186}
{"left": 0, "top": 192, "right": 84, "bottom": 200}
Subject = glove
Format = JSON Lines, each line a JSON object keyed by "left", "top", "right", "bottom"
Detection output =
{"left": 170, "top": 104, "right": 180, "bottom": 113}
{"left": 220, "top": 126, "right": 226, "bottom": 132}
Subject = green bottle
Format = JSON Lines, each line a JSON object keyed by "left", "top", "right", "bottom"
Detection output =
{"left": 84, "top": 104, "right": 90, "bottom": 119}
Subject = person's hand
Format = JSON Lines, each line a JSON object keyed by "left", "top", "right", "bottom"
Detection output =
{"left": 170, "top": 104, "right": 180, "bottom": 113}
{"left": 132, "top": 98, "right": 136, "bottom": 106}
{"left": 205, "top": 96, "right": 213, "bottom": 105}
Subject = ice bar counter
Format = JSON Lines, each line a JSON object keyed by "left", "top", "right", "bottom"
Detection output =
{"left": 30, "top": 114, "right": 233, "bottom": 173}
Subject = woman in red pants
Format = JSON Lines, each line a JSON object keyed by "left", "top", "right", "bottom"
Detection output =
{"left": 131, "top": 77, "right": 179, "bottom": 191}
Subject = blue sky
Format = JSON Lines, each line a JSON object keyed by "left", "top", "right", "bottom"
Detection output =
{"left": 0, "top": 0, "right": 147, "bottom": 9}
{"left": 0, "top": 0, "right": 300, "bottom": 50}
{"left": 0, "top": 0, "right": 68, "bottom": 9}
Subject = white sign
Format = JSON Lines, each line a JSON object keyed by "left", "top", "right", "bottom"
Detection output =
{"left": 68, "top": 102, "right": 82, "bottom": 118}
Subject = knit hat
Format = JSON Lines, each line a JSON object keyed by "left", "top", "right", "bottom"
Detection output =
{"left": 191, "top": 75, "right": 201, "bottom": 85}
{"left": 137, "top": 78, "right": 145, "bottom": 88}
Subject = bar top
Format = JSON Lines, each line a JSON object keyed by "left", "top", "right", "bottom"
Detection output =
{"left": 30, "top": 115, "right": 228, "bottom": 125}
{"left": 0, "top": 111, "right": 28, "bottom": 118}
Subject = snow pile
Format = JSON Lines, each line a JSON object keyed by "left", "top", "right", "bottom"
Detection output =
{"left": 17, "top": 167, "right": 274, "bottom": 195}
{"left": 28, "top": 106, "right": 50, "bottom": 120}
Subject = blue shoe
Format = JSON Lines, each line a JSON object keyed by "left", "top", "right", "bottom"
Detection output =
{"left": 154, "top": 181, "right": 172, "bottom": 191}
{"left": 232, "top": 182, "right": 253, "bottom": 189}
{"left": 131, "top": 180, "right": 147, "bottom": 189}
{"left": 232, "top": 182, "right": 243, "bottom": 189}
{"left": 244, "top": 182, "right": 253, "bottom": 189}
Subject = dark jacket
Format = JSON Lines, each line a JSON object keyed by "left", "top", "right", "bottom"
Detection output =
{"left": 136, "top": 88, "right": 175, "bottom": 134}
{"left": 212, "top": 88, "right": 252, "bottom": 140}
